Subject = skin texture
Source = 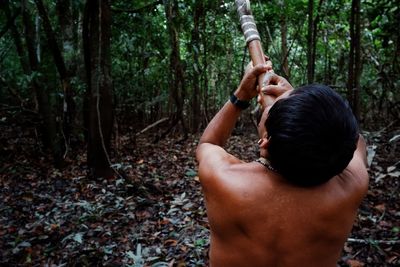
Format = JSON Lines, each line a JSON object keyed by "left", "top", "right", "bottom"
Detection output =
{"left": 196, "top": 65, "right": 369, "bottom": 267}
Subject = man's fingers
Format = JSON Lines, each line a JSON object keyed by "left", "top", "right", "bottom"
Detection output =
{"left": 266, "top": 60, "right": 273, "bottom": 70}
{"left": 261, "top": 85, "right": 282, "bottom": 95}
{"left": 251, "top": 64, "right": 271, "bottom": 77}
{"left": 262, "top": 72, "right": 279, "bottom": 86}
{"left": 263, "top": 54, "right": 273, "bottom": 69}
{"left": 263, "top": 54, "right": 273, "bottom": 70}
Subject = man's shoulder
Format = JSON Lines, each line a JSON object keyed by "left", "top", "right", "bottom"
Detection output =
{"left": 346, "top": 145, "right": 369, "bottom": 188}
{"left": 199, "top": 159, "right": 273, "bottom": 201}
{"left": 335, "top": 153, "right": 369, "bottom": 206}
{"left": 335, "top": 134, "right": 369, "bottom": 195}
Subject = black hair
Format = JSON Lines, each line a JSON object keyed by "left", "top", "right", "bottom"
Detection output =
{"left": 265, "top": 84, "right": 359, "bottom": 187}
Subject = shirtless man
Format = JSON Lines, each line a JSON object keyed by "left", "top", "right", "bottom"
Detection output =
{"left": 196, "top": 63, "right": 369, "bottom": 267}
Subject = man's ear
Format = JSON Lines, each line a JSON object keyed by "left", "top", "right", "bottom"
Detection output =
{"left": 259, "top": 137, "right": 270, "bottom": 149}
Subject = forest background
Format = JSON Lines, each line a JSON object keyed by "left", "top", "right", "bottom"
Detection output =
{"left": 0, "top": 0, "right": 399, "bottom": 266}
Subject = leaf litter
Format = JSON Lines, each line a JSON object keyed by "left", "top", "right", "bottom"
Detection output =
{"left": 0, "top": 119, "right": 399, "bottom": 266}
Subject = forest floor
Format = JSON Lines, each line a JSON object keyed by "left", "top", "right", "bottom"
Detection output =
{"left": 0, "top": 117, "right": 400, "bottom": 267}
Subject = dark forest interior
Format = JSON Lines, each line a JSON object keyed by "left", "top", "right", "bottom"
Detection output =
{"left": 0, "top": 0, "right": 399, "bottom": 266}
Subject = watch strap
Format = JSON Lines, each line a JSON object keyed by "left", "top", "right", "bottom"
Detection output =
{"left": 230, "top": 94, "right": 251, "bottom": 109}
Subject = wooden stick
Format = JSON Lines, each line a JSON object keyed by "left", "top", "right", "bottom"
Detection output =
{"left": 235, "top": 0, "right": 274, "bottom": 108}
{"left": 136, "top": 117, "right": 169, "bottom": 136}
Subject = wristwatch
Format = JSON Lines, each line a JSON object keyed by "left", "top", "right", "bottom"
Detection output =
{"left": 230, "top": 94, "right": 251, "bottom": 110}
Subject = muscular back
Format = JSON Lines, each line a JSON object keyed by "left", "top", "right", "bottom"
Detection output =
{"left": 198, "top": 138, "right": 369, "bottom": 267}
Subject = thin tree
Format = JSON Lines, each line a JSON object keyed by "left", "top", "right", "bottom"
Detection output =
{"left": 1, "top": 1, "right": 29, "bottom": 78}
{"left": 347, "top": 0, "right": 361, "bottom": 121}
{"left": 307, "top": 0, "right": 314, "bottom": 83}
{"left": 190, "top": 0, "right": 203, "bottom": 133}
{"left": 280, "top": 0, "right": 289, "bottom": 79}
{"left": 307, "top": 0, "right": 324, "bottom": 83}
{"left": 83, "top": 0, "right": 114, "bottom": 178}
{"left": 21, "top": 0, "right": 64, "bottom": 164}
{"left": 158, "top": 0, "right": 187, "bottom": 141}
{"left": 34, "top": 0, "right": 75, "bottom": 148}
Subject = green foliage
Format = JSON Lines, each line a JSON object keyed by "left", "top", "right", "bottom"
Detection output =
{"left": 0, "top": 0, "right": 399, "bottom": 133}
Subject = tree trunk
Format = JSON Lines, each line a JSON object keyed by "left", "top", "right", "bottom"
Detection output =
{"left": 307, "top": 0, "right": 324, "bottom": 83}
{"left": 56, "top": 0, "right": 79, "bottom": 124}
{"left": 163, "top": 0, "right": 187, "bottom": 138}
{"left": 1, "top": 2, "right": 29, "bottom": 74}
{"left": 323, "top": 29, "right": 331, "bottom": 84}
{"left": 202, "top": 6, "right": 210, "bottom": 125}
{"left": 56, "top": 0, "right": 74, "bottom": 62}
{"left": 190, "top": 0, "right": 203, "bottom": 133}
{"left": 393, "top": 4, "right": 400, "bottom": 75}
{"left": 347, "top": 0, "right": 361, "bottom": 121}
{"left": 280, "top": 0, "right": 289, "bottom": 79}
{"left": 21, "top": 0, "right": 63, "bottom": 164}
{"left": 307, "top": 0, "right": 314, "bottom": 84}
{"left": 34, "top": 0, "right": 75, "bottom": 146}
{"left": 83, "top": 0, "right": 114, "bottom": 178}
{"left": 0, "top": 7, "right": 19, "bottom": 39}
{"left": 1, "top": 1, "right": 43, "bottom": 110}
{"left": 312, "top": 0, "right": 324, "bottom": 81}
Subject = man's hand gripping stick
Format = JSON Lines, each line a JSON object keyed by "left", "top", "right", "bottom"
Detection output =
{"left": 235, "top": 0, "right": 274, "bottom": 109}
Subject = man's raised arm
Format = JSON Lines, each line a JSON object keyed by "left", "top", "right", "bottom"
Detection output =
{"left": 196, "top": 64, "right": 271, "bottom": 161}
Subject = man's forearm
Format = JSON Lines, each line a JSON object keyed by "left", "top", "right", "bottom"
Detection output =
{"left": 198, "top": 64, "right": 270, "bottom": 147}
{"left": 199, "top": 100, "right": 242, "bottom": 147}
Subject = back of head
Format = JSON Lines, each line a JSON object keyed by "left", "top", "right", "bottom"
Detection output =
{"left": 266, "top": 84, "right": 359, "bottom": 187}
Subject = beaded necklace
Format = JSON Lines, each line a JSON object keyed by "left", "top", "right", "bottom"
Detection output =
{"left": 255, "top": 157, "right": 276, "bottom": 172}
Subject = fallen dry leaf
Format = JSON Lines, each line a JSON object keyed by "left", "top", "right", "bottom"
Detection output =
{"left": 346, "top": 259, "right": 365, "bottom": 267}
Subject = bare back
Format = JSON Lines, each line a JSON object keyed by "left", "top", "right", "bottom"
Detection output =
{"left": 198, "top": 139, "right": 369, "bottom": 267}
